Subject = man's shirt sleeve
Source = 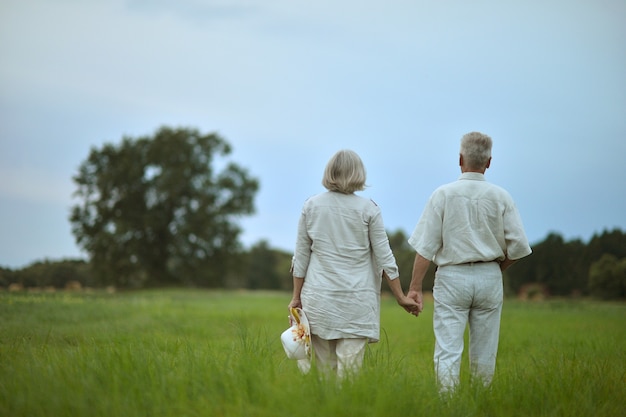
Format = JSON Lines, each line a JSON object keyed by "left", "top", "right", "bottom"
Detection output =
{"left": 408, "top": 193, "right": 443, "bottom": 261}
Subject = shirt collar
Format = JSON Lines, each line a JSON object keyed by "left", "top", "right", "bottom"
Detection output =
{"left": 458, "top": 172, "right": 486, "bottom": 181}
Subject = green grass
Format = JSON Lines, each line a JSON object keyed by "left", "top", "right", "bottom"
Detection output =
{"left": 1, "top": 290, "right": 624, "bottom": 416}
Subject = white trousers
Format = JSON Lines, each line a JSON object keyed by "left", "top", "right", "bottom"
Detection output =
{"left": 310, "top": 335, "right": 367, "bottom": 378}
{"left": 433, "top": 263, "right": 503, "bottom": 391}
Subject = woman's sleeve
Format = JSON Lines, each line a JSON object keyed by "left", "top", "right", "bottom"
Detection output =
{"left": 368, "top": 204, "right": 399, "bottom": 280}
{"left": 292, "top": 209, "right": 312, "bottom": 277}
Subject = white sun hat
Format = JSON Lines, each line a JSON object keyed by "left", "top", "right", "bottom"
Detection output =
{"left": 281, "top": 307, "right": 311, "bottom": 360}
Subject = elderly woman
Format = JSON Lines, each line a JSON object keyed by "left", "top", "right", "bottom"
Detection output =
{"left": 288, "top": 149, "right": 418, "bottom": 377}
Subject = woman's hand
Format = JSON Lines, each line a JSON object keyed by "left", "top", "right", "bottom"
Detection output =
{"left": 397, "top": 294, "right": 422, "bottom": 317}
{"left": 406, "top": 290, "right": 424, "bottom": 317}
{"left": 288, "top": 298, "right": 302, "bottom": 310}
{"left": 289, "top": 276, "right": 305, "bottom": 310}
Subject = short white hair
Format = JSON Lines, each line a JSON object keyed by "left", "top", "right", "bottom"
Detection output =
{"left": 460, "top": 132, "right": 492, "bottom": 169}
{"left": 322, "top": 149, "right": 367, "bottom": 194}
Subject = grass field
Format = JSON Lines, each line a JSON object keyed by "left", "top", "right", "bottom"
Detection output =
{"left": 1, "top": 289, "right": 624, "bottom": 417}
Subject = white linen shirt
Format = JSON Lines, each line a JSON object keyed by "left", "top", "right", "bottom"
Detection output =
{"left": 292, "top": 191, "right": 399, "bottom": 342}
{"left": 408, "top": 173, "right": 532, "bottom": 266}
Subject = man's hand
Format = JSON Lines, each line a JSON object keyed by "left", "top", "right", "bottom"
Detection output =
{"left": 397, "top": 294, "right": 422, "bottom": 317}
{"left": 407, "top": 290, "right": 424, "bottom": 317}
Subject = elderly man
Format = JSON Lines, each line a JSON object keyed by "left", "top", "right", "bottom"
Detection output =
{"left": 407, "top": 132, "right": 532, "bottom": 392}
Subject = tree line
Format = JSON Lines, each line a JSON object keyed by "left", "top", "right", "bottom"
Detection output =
{"left": 2, "top": 229, "right": 624, "bottom": 300}
{"left": 388, "top": 228, "right": 626, "bottom": 300}
{"left": 1, "top": 126, "right": 623, "bottom": 299}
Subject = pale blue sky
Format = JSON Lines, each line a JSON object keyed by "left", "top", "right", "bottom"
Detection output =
{"left": 1, "top": 0, "right": 625, "bottom": 268}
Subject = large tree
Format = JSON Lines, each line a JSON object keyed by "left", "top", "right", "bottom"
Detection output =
{"left": 70, "top": 127, "right": 259, "bottom": 288}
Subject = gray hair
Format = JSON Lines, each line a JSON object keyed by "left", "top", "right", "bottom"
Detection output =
{"left": 322, "top": 149, "right": 367, "bottom": 194}
{"left": 460, "top": 132, "right": 492, "bottom": 169}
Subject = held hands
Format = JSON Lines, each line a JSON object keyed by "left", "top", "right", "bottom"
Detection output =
{"left": 397, "top": 294, "right": 422, "bottom": 317}
{"left": 406, "top": 290, "right": 424, "bottom": 317}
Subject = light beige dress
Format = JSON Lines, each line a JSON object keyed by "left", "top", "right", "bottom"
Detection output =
{"left": 292, "top": 191, "right": 399, "bottom": 343}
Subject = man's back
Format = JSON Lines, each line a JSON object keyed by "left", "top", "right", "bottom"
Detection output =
{"left": 409, "top": 172, "right": 530, "bottom": 266}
